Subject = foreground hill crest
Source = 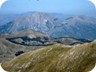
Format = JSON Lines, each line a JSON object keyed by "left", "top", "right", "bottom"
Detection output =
{"left": 2, "top": 41, "right": 96, "bottom": 72}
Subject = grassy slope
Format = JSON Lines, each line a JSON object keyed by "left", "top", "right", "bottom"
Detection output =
{"left": 0, "top": 38, "right": 44, "bottom": 63}
{"left": 2, "top": 41, "right": 96, "bottom": 72}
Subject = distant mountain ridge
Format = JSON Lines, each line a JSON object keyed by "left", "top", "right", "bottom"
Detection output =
{"left": 0, "top": 12, "right": 96, "bottom": 39}
{"left": 0, "top": 14, "right": 22, "bottom": 26}
{"left": 0, "top": 30, "right": 92, "bottom": 46}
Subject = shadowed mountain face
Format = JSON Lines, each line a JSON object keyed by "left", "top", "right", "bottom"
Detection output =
{"left": 2, "top": 41, "right": 96, "bottom": 72}
{"left": 0, "top": 12, "right": 96, "bottom": 39}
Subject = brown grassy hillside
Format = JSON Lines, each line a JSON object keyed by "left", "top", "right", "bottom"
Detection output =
{"left": 0, "top": 38, "right": 44, "bottom": 63}
{"left": 2, "top": 41, "right": 96, "bottom": 72}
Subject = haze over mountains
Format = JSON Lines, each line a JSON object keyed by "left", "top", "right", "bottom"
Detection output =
{"left": 0, "top": 14, "right": 21, "bottom": 26}
{"left": 0, "top": 12, "right": 96, "bottom": 72}
{"left": 0, "top": 0, "right": 96, "bottom": 71}
{"left": 0, "top": 12, "right": 96, "bottom": 39}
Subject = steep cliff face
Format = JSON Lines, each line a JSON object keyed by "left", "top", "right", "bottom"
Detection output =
{"left": 2, "top": 41, "right": 96, "bottom": 72}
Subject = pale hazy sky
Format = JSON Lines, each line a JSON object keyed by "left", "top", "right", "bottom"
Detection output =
{"left": 0, "top": 0, "right": 96, "bottom": 17}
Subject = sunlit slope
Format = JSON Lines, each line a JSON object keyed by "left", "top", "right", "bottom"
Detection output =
{"left": 2, "top": 41, "right": 96, "bottom": 72}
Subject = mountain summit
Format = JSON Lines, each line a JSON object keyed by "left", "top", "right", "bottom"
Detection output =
{"left": 0, "top": 12, "right": 96, "bottom": 39}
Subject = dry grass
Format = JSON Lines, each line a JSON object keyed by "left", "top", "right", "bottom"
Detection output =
{"left": 2, "top": 41, "right": 96, "bottom": 72}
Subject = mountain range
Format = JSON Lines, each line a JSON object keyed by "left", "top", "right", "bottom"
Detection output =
{"left": 0, "top": 12, "right": 96, "bottom": 72}
{"left": 0, "top": 12, "right": 96, "bottom": 39}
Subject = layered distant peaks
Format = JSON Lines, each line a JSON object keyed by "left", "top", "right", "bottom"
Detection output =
{"left": 0, "top": 12, "right": 96, "bottom": 39}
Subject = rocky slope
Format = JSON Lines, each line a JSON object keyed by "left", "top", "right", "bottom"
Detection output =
{"left": 0, "top": 12, "right": 55, "bottom": 34}
{"left": 0, "top": 12, "right": 96, "bottom": 39}
{"left": 2, "top": 41, "right": 96, "bottom": 72}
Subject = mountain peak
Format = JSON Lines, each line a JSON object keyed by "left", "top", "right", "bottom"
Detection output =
{"left": 0, "top": 12, "right": 96, "bottom": 39}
